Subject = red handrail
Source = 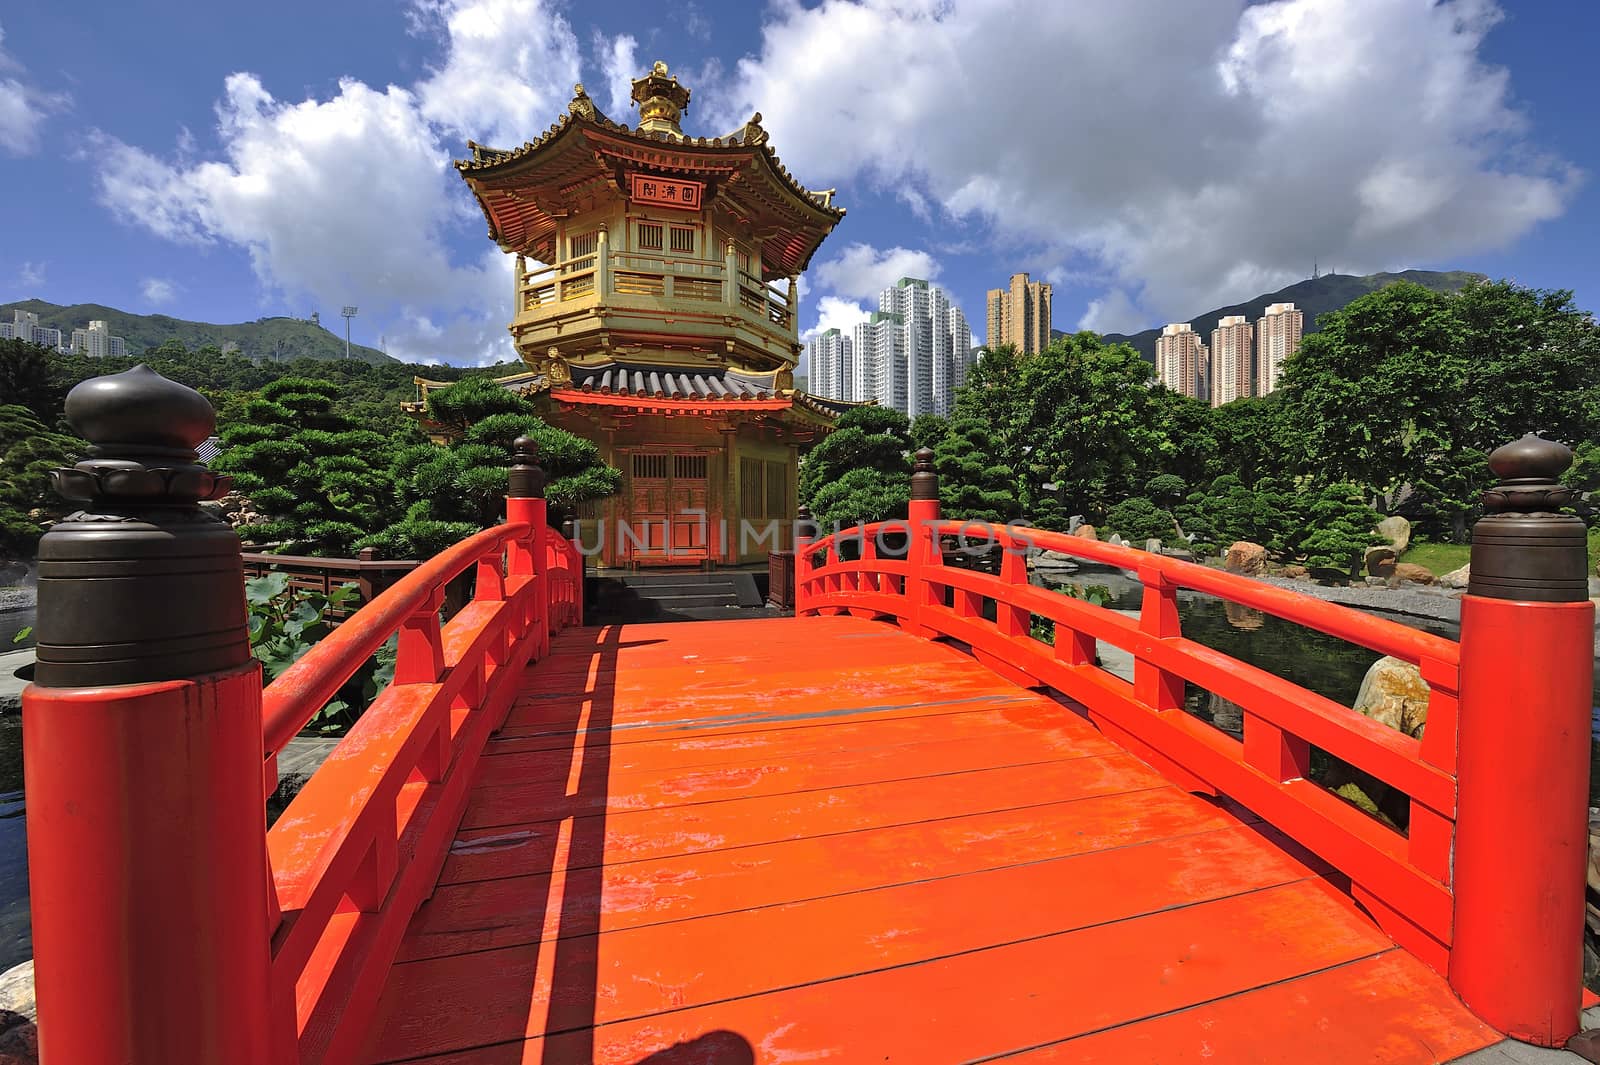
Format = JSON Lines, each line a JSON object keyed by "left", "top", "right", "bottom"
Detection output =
{"left": 262, "top": 523, "right": 529, "bottom": 757}
{"left": 798, "top": 514, "right": 1464, "bottom": 973}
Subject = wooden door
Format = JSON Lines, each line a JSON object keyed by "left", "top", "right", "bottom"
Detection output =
{"left": 627, "top": 452, "right": 712, "bottom": 565}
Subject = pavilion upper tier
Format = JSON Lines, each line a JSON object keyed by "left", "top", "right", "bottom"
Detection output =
{"left": 454, "top": 62, "right": 845, "bottom": 379}
{"left": 455, "top": 64, "right": 844, "bottom": 282}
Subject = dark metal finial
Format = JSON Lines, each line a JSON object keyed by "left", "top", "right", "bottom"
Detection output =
{"left": 910, "top": 447, "right": 938, "bottom": 501}
{"left": 795, "top": 505, "right": 816, "bottom": 542}
{"left": 1469, "top": 433, "right": 1587, "bottom": 602}
{"left": 55, "top": 364, "right": 231, "bottom": 504}
{"left": 508, "top": 435, "right": 546, "bottom": 499}
{"left": 1481, "top": 433, "right": 1576, "bottom": 514}
{"left": 35, "top": 365, "right": 248, "bottom": 687}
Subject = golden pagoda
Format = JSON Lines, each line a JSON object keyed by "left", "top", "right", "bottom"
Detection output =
{"left": 421, "top": 62, "right": 851, "bottom": 568}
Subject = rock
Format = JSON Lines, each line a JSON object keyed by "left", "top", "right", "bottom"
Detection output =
{"left": 1282, "top": 564, "right": 1308, "bottom": 579}
{"left": 1144, "top": 538, "right": 1162, "bottom": 554}
{"left": 0, "top": 962, "right": 31, "bottom": 1023}
{"left": 1223, "top": 541, "right": 1267, "bottom": 576}
{"left": 1030, "top": 550, "right": 1079, "bottom": 571}
{"left": 1159, "top": 545, "right": 1195, "bottom": 561}
{"left": 1364, "top": 545, "right": 1396, "bottom": 577}
{"left": 1108, "top": 533, "right": 1124, "bottom": 546}
{"left": 1376, "top": 515, "right": 1411, "bottom": 553}
{"left": 1073, "top": 525, "right": 1098, "bottom": 541}
{"left": 1393, "top": 562, "right": 1435, "bottom": 585}
{"left": 1353, "top": 656, "right": 1429, "bottom": 738}
{"left": 1310, "top": 565, "right": 1351, "bottom": 585}
{"left": 1437, "top": 563, "right": 1470, "bottom": 589}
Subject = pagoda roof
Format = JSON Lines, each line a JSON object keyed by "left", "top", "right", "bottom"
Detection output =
{"left": 456, "top": 82, "right": 844, "bottom": 280}
{"left": 408, "top": 362, "right": 862, "bottom": 428}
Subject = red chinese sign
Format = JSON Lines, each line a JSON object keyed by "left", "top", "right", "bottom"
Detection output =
{"left": 628, "top": 174, "right": 704, "bottom": 211}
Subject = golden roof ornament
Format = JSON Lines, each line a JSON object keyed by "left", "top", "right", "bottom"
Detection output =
{"left": 567, "top": 83, "right": 596, "bottom": 120}
{"left": 630, "top": 60, "right": 690, "bottom": 135}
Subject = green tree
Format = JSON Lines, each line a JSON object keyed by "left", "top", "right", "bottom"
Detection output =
{"left": 799, "top": 405, "right": 912, "bottom": 529}
{"left": 1285, "top": 482, "right": 1381, "bottom": 575}
{"left": 1104, "top": 497, "right": 1177, "bottom": 544}
{"left": 0, "top": 339, "right": 66, "bottom": 425}
{"left": 0, "top": 404, "right": 80, "bottom": 552}
{"left": 212, "top": 377, "right": 400, "bottom": 554}
{"left": 910, "top": 413, "right": 950, "bottom": 452}
{"left": 933, "top": 417, "right": 1020, "bottom": 523}
{"left": 357, "top": 383, "right": 622, "bottom": 559}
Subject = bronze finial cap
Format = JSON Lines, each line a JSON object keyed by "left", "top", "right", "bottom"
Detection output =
{"left": 35, "top": 365, "right": 247, "bottom": 688}
{"left": 53, "top": 365, "right": 230, "bottom": 504}
{"left": 910, "top": 447, "right": 939, "bottom": 501}
{"left": 1469, "top": 433, "right": 1588, "bottom": 602}
{"left": 508, "top": 435, "right": 546, "bottom": 499}
{"left": 64, "top": 364, "right": 215, "bottom": 454}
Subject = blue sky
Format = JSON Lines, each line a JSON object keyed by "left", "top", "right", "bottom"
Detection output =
{"left": 0, "top": 0, "right": 1595, "bottom": 366}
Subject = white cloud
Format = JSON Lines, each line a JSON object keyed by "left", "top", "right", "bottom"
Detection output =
{"left": 17, "top": 261, "right": 44, "bottom": 288}
{"left": 1078, "top": 289, "right": 1144, "bottom": 336}
{"left": 92, "top": 0, "right": 591, "bottom": 364}
{"left": 713, "top": 0, "right": 1578, "bottom": 326}
{"left": 0, "top": 22, "right": 68, "bottom": 155}
{"left": 811, "top": 242, "right": 939, "bottom": 302}
{"left": 408, "top": 0, "right": 582, "bottom": 147}
{"left": 595, "top": 32, "right": 638, "bottom": 119}
{"left": 802, "top": 295, "right": 869, "bottom": 340}
{"left": 141, "top": 277, "right": 178, "bottom": 305}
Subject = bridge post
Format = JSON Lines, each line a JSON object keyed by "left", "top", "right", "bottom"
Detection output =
{"left": 22, "top": 366, "right": 276, "bottom": 1065}
{"left": 507, "top": 435, "right": 549, "bottom": 649}
{"left": 1451, "top": 433, "right": 1594, "bottom": 1047}
{"left": 905, "top": 447, "right": 941, "bottom": 636}
{"left": 794, "top": 506, "right": 815, "bottom": 613}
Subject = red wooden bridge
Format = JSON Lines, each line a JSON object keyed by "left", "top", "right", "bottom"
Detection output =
{"left": 19, "top": 369, "right": 1600, "bottom": 1064}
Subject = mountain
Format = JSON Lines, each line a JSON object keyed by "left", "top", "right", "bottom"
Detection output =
{"left": 1066, "top": 270, "right": 1487, "bottom": 363}
{"left": 0, "top": 299, "right": 398, "bottom": 365}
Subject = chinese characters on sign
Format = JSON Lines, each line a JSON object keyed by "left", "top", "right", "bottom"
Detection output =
{"left": 628, "top": 174, "right": 704, "bottom": 211}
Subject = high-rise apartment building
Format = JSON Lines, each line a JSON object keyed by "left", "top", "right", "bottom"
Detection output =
{"left": 1, "top": 310, "right": 64, "bottom": 350}
{"left": 804, "top": 328, "right": 855, "bottom": 402}
{"left": 71, "top": 319, "right": 128, "bottom": 359}
{"left": 851, "top": 277, "right": 974, "bottom": 417}
{"left": 1155, "top": 323, "right": 1208, "bottom": 399}
{"left": 985, "top": 272, "right": 1052, "bottom": 354}
{"left": 1256, "top": 302, "right": 1304, "bottom": 395}
{"left": 1209, "top": 315, "right": 1254, "bottom": 407}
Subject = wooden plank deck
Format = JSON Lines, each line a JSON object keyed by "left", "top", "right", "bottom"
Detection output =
{"left": 361, "top": 615, "right": 1502, "bottom": 1065}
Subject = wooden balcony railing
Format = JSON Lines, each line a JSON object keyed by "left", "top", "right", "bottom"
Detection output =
{"left": 517, "top": 250, "right": 796, "bottom": 336}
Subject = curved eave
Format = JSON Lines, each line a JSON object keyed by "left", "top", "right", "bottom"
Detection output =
{"left": 456, "top": 113, "right": 844, "bottom": 273}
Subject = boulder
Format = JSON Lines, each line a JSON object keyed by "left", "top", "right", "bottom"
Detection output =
{"left": 0, "top": 962, "right": 31, "bottom": 1022}
{"left": 1030, "top": 550, "right": 1079, "bottom": 571}
{"left": 1376, "top": 515, "right": 1411, "bottom": 553}
{"left": 1393, "top": 562, "right": 1435, "bottom": 585}
{"left": 1143, "top": 538, "right": 1161, "bottom": 554}
{"left": 1437, "top": 563, "right": 1470, "bottom": 589}
{"left": 1353, "top": 656, "right": 1430, "bottom": 738}
{"left": 1282, "top": 564, "right": 1309, "bottom": 579}
{"left": 1073, "top": 525, "right": 1098, "bottom": 541}
{"left": 1364, "top": 545, "right": 1397, "bottom": 577}
{"left": 1223, "top": 541, "right": 1267, "bottom": 576}
{"left": 1159, "top": 546, "right": 1195, "bottom": 561}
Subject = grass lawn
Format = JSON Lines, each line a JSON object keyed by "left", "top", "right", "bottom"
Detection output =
{"left": 1399, "top": 540, "right": 1471, "bottom": 576}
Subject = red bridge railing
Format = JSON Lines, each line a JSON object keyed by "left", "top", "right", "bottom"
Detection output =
{"left": 17, "top": 367, "right": 1596, "bottom": 1060}
{"left": 21, "top": 367, "right": 584, "bottom": 1065}
{"left": 797, "top": 445, "right": 1594, "bottom": 1048}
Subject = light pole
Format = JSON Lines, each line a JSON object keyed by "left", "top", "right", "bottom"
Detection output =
{"left": 340, "top": 306, "right": 358, "bottom": 360}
